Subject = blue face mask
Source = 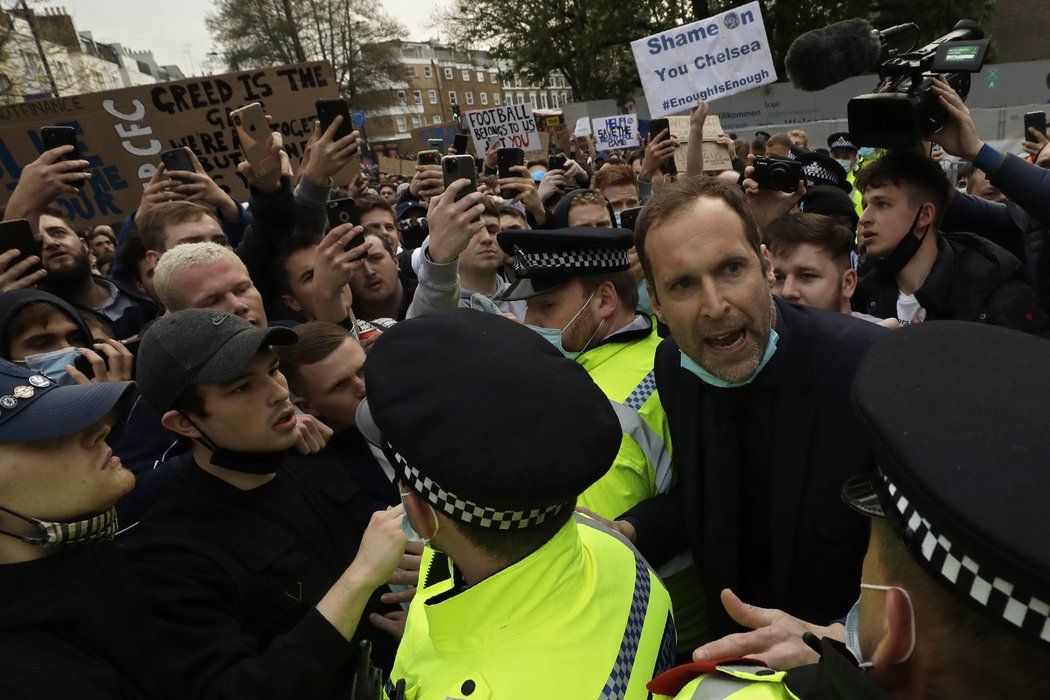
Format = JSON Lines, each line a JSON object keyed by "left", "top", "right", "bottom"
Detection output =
{"left": 845, "top": 584, "right": 916, "bottom": 669}
{"left": 526, "top": 289, "right": 604, "bottom": 361}
{"left": 858, "top": 147, "right": 876, "bottom": 160}
{"left": 835, "top": 158, "right": 854, "bottom": 175}
{"left": 22, "top": 346, "right": 79, "bottom": 386}
{"left": 679, "top": 329, "right": 779, "bottom": 388}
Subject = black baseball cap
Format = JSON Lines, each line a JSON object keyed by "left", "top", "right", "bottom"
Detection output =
{"left": 137, "top": 310, "right": 297, "bottom": 413}
{"left": 845, "top": 321, "right": 1050, "bottom": 650}
{"left": 0, "top": 359, "right": 134, "bottom": 443}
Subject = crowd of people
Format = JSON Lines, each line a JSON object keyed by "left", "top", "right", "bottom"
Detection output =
{"left": 1, "top": 66, "right": 1049, "bottom": 699}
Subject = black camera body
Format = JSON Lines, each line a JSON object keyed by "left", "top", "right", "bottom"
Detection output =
{"left": 848, "top": 20, "right": 988, "bottom": 149}
{"left": 751, "top": 156, "right": 802, "bottom": 193}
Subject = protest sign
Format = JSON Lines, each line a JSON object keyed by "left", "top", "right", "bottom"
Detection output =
{"left": 378, "top": 155, "right": 417, "bottom": 177}
{"left": 463, "top": 104, "right": 538, "bottom": 157}
{"left": 631, "top": 1, "right": 776, "bottom": 118}
{"left": 552, "top": 122, "right": 572, "bottom": 155}
{"left": 408, "top": 121, "right": 461, "bottom": 154}
{"left": 0, "top": 61, "right": 338, "bottom": 226}
{"left": 525, "top": 131, "right": 550, "bottom": 162}
{"left": 574, "top": 117, "right": 591, "bottom": 138}
{"left": 667, "top": 113, "right": 732, "bottom": 172}
{"left": 591, "top": 114, "right": 639, "bottom": 150}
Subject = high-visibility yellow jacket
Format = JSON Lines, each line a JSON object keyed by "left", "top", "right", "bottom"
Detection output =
{"left": 650, "top": 662, "right": 799, "bottom": 699}
{"left": 386, "top": 514, "right": 676, "bottom": 699}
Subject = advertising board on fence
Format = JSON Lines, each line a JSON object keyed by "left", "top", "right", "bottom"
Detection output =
{"left": 631, "top": 2, "right": 776, "bottom": 119}
{"left": 463, "top": 104, "right": 539, "bottom": 157}
{"left": 0, "top": 61, "right": 338, "bottom": 226}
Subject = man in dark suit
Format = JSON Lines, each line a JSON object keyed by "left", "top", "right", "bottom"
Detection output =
{"left": 621, "top": 177, "right": 885, "bottom": 643}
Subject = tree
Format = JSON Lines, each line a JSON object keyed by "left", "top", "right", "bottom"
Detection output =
{"left": 441, "top": 0, "right": 999, "bottom": 102}
{"left": 206, "top": 0, "right": 408, "bottom": 101}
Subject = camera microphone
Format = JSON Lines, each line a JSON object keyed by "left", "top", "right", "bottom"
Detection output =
{"left": 784, "top": 19, "right": 919, "bottom": 92}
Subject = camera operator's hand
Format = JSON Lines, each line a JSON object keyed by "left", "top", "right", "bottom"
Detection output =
{"left": 425, "top": 180, "right": 486, "bottom": 264}
{"left": 410, "top": 164, "right": 444, "bottom": 199}
{"left": 929, "top": 76, "right": 985, "bottom": 161}
{"left": 498, "top": 165, "right": 545, "bottom": 225}
{"left": 170, "top": 149, "right": 241, "bottom": 223}
{"left": 640, "top": 130, "right": 679, "bottom": 182}
{"left": 742, "top": 156, "right": 807, "bottom": 231}
{"left": 311, "top": 223, "right": 373, "bottom": 325}
{"left": 302, "top": 117, "right": 361, "bottom": 186}
{"left": 537, "top": 168, "right": 567, "bottom": 203}
{"left": 0, "top": 249, "right": 47, "bottom": 292}
{"left": 5, "top": 146, "right": 92, "bottom": 226}
{"left": 237, "top": 130, "right": 289, "bottom": 195}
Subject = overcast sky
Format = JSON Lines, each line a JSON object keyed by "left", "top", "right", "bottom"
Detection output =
{"left": 62, "top": 0, "right": 443, "bottom": 76}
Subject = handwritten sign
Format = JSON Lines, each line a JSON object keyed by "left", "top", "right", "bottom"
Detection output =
{"left": 591, "top": 114, "right": 639, "bottom": 150}
{"left": 631, "top": 2, "right": 776, "bottom": 118}
{"left": 0, "top": 62, "right": 338, "bottom": 225}
{"left": 463, "top": 104, "right": 539, "bottom": 157}
{"left": 666, "top": 113, "right": 732, "bottom": 172}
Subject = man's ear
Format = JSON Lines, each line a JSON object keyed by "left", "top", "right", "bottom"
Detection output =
{"left": 596, "top": 281, "right": 618, "bottom": 319}
{"left": 404, "top": 490, "right": 438, "bottom": 539}
{"left": 292, "top": 395, "right": 320, "bottom": 418}
{"left": 145, "top": 249, "right": 161, "bottom": 269}
{"left": 281, "top": 294, "right": 303, "bottom": 314}
{"left": 842, "top": 267, "right": 858, "bottom": 302}
{"left": 870, "top": 588, "right": 915, "bottom": 668}
{"left": 648, "top": 282, "right": 664, "bottom": 323}
{"left": 760, "top": 244, "right": 775, "bottom": 286}
{"left": 917, "top": 202, "right": 937, "bottom": 231}
{"left": 161, "top": 409, "right": 202, "bottom": 440}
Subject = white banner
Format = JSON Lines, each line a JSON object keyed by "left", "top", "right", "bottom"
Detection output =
{"left": 463, "top": 103, "right": 539, "bottom": 157}
{"left": 574, "top": 116, "right": 591, "bottom": 137}
{"left": 631, "top": 2, "right": 776, "bottom": 118}
{"left": 591, "top": 114, "right": 639, "bottom": 150}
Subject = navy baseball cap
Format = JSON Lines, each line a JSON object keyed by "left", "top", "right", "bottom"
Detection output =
{"left": 0, "top": 359, "right": 134, "bottom": 443}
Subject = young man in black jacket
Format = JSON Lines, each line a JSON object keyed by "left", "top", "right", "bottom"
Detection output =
{"left": 850, "top": 148, "right": 1046, "bottom": 333}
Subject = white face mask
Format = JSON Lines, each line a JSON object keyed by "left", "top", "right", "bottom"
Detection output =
{"left": 844, "top": 583, "right": 916, "bottom": 669}
{"left": 399, "top": 490, "right": 439, "bottom": 546}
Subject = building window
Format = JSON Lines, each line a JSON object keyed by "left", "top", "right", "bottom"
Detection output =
{"left": 477, "top": 71, "right": 485, "bottom": 83}
{"left": 408, "top": 66, "right": 417, "bottom": 77}
{"left": 540, "top": 93, "right": 549, "bottom": 109}
{"left": 448, "top": 90, "right": 457, "bottom": 104}
{"left": 480, "top": 92, "right": 488, "bottom": 105}
{"left": 396, "top": 89, "right": 406, "bottom": 104}
{"left": 432, "top": 114, "right": 442, "bottom": 124}
{"left": 412, "top": 89, "right": 422, "bottom": 104}
{"left": 504, "top": 92, "right": 511, "bottom": 106}
{"left": 396, "top": 116, "right": 407, "bottom": 132}
{"left": 551, "top": 93, "right": 559, "bottom": 108}
{"left": 462, "top": 69, "right": 470, "bottom": 81}
{"left": 561, "top": 91, "right": 568, "bottom": 104}
{"left": 411, "top": 115, "right": 422, "bottom": 128}
{"left": 465, "top": 91, "right": 474, "bottom": 105}
{"left": 529, "top": 92, "right": 537, "bottom": 108}
{"left": 517, "top": 93, "right": 525, "bottom": 104}
{"left": 493, "top": 93, "right": 501, "bottom": 106}
{"left": 424, "top": 65, "right": 433, "bottom": 78}
{"left": 444, "top": 67, "right": 453, "bottom": 80}
{"left": 428, "top": 89, "right": 438, "bottom": 104}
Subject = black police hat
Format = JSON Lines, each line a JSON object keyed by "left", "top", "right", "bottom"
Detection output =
{"left": 356, "top": 309, "right": 621, "bottom": 529}
{"left": 845, "top": 322, "right": 1050, "bottom": 650}
{"left": 797, "top": 151, "right": 851, "bottom": 193}
{"left": 137, "top": 310, "right": 297, "bottom": 413}
{"left": 799, "top": 185, "right": 860, "bottom": 227}
{"left": 827, "top": 132, "right": 858, "bottom": 152}
{"left": 496, "top": 227, "right": 633, "bottom": 301}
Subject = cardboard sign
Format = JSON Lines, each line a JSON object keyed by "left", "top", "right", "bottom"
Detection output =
{"left": 463, "top": 104, "right": 538, "bottom": 157}
{"left": 631, "top": 2, "right": 777, "bottom": 118}
{"left": 408, "top": 121, "right": 461, "bottom": 155}
{"left": 0, "top": 61, "right": 338, "bottom": 225}
{"left": 524, "top": 131, "right": 550, "bottom": 162}
{"left": 552, "top": 123, "right": 572, "bottom": 155}
{"left": 574, "top": 117, "right": 591, "bottom": 138}
{"left": 666, "top": 114, "right": 732, "bottom": 172}
{"left": 377, "top": 155, "right": 417, "bottom": 177}
{"left": 591, "top": 114, "right": 639, "bottom": 150}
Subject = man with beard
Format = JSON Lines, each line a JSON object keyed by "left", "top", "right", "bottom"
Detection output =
{"left": 616, "top": 176, "right": 885, "bottom": 643}
{"left": 37, "top": 205, "right": 156, "bottom": 339}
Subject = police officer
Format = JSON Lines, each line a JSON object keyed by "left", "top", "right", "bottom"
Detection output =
{"left": 648, "top": 321, "right": 1050, "bottom": 698}
{"left": 356, "top": 309, "right": 676, "bottom": 699}
{"left": 827, "top": 132, "right": 863, "bottom": 216}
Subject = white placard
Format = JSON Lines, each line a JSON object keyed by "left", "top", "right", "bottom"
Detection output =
{"left": 631, "top": 2, "right": 777, "bottom": 118}
{"left": 574, "top": 116, "right": 592, "bottom": 137}
{"left": 463, "top": 103, "right": 539, "bottom": 157}
{"left": 591, "top": 114, "right": 640, "bottom": 150}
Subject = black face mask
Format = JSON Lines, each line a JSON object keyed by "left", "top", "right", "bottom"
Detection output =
{"left": 876, "top": 206, "right": 930, "bottom": 276}
{"left": 183, "top": 413, "right": 287, "bottom": 475}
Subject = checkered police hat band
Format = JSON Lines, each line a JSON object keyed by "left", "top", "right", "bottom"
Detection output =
{"left": 830, "top": 137, "right": 855, "bottom": 150}
{"left": 512, "top": 247, "right": 630, "bottom": 276}
{"left": 888, "top": 479, "right": 1050, "bottom": 647}
{"left": 803, "top": 163, "right": 841, "bottom": 185}
{"left": 385, "top": 443, "right": 563, "bottom": 530}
